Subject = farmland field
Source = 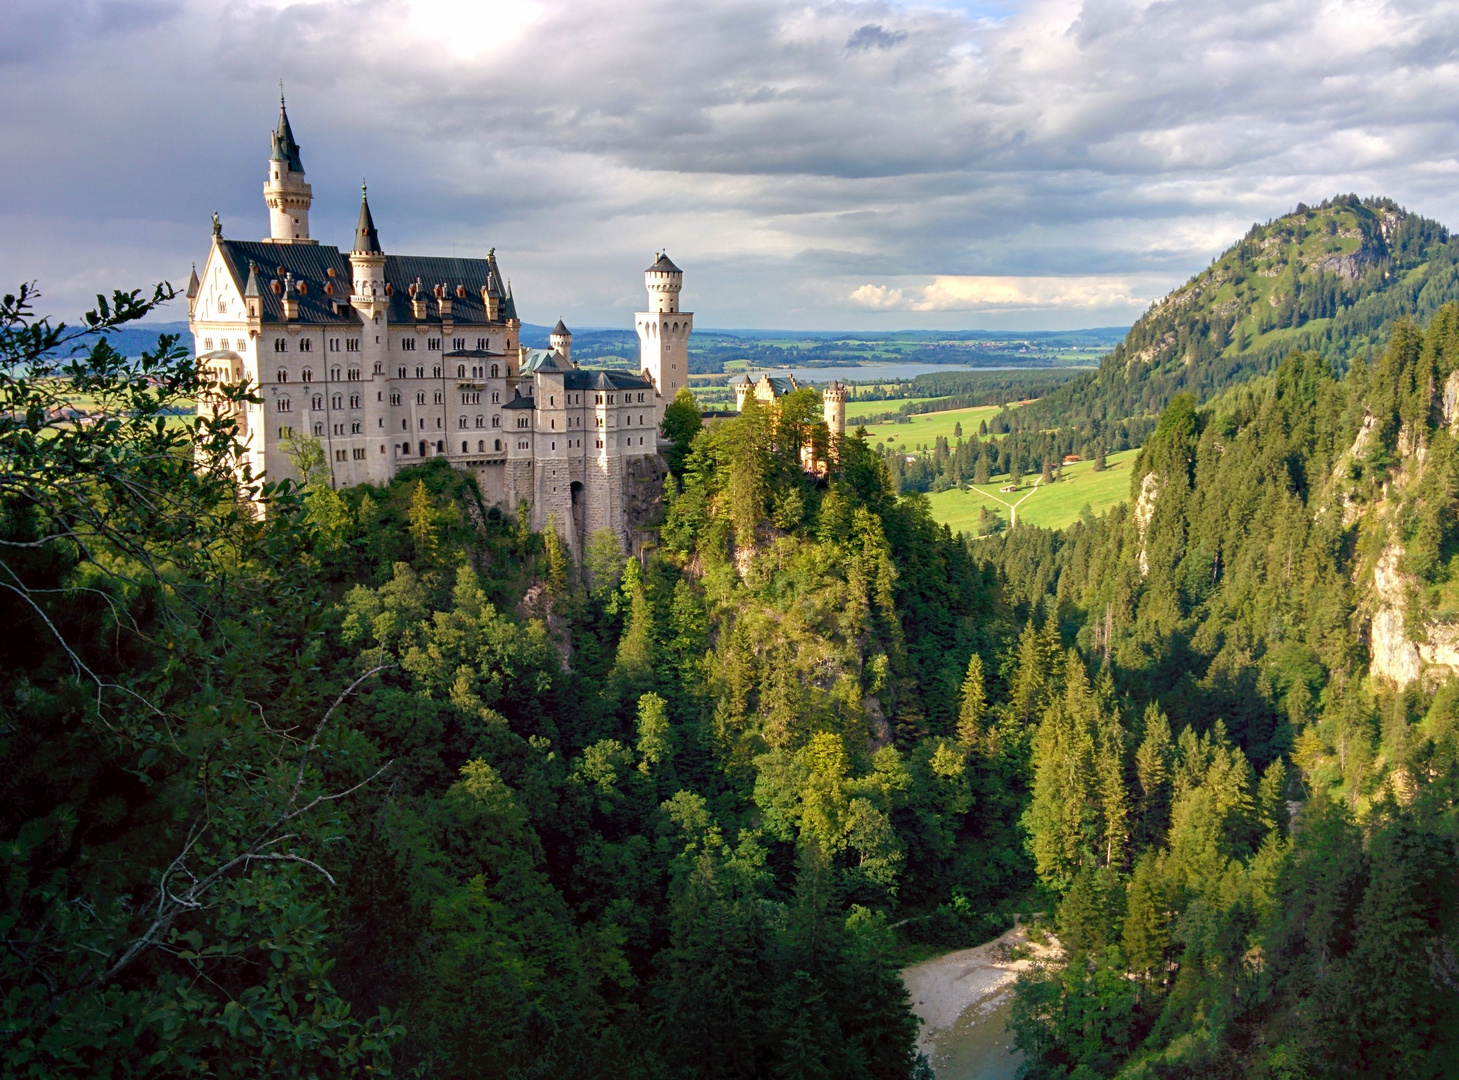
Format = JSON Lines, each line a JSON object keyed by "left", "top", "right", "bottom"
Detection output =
{"left": 926, "top": 448, "right": 1139, "bottom": 534}
{"left": 852, "top": 403, "right": 1022, "bottom": 448}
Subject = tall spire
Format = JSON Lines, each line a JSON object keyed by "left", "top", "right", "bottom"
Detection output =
{"left": 270, "top": 86, "right": 304, "bottom": 173}
{"left": 353, "top": 180, "right": 382, "bottom": 254}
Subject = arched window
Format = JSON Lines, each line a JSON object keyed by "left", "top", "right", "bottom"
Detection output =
{"left": 274, "top": 338, "right": 287, "bottom": 353}
{"left": 478, "top": 440, "right": 485, "bottom": 452}
{"left": 491, "top": 364, "right": 499, "bottom": 378}
{"left": 330, "top": 366, "right": 341, "bottom": 381}
{"left": 461, "top": 441, "right": 468, "bottom": 452}
{"left": 301, "top": 368, "right": 312, "bottom": 382}
{"left": 415, "top": 366, "right": 425, "bottom": 378}
{"left": 349, "top": 394, "right": 360, "bottom": 408}
{"left": 311, "top": 395, "right": 322, "bottom": 409}
{"left": 458, "top": 417, "right": 467, "bottom": 429}
{"left": 313, "top": 422, "right": 323, "bottom": 436}
{"left": 277, "top": 397, "right": 291, "bottom": 412}
{"left": 432, "top": 366, "right": 441, "bottom": 378}
{"left": 276, "top": 368, "right": 288, "bottom": 383}
{"left": 436, "top": 440, "right": 444, "bottom": 453}
{"left": 494, "top": 439, "right": 502, "bottom": 451}
{"left": 475, "top": 415, "right": 484, "bottom": 428}
{"left": 457, "top": 365, "right": 465, "bottom": 377}
{"left": 415, "top": 391, "right": 426, "bottom": 405}
{"left": 332, "top": 395, "right": 343, "bottom": 409}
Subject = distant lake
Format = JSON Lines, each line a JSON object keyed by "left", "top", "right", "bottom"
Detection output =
{"left": 741, "top": 362, "right": 1092, "bottom": 384}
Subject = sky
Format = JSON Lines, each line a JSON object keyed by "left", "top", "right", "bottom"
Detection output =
{"left": 5, "top": 0, "right": 1459, "bottom": 332}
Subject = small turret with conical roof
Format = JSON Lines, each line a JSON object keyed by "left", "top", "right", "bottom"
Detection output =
{"left": 263, "top": 88, "right": 314, "bottom": 244}
{"left": 348, "top": 182, "right": 387, "bottom": 317}
{"left": 549, "top": 319, "right": 572, "bottom": 364}
{"left": 186, "top": 263, "right": 201, "bottom": 317}
{"left": 353, "top": 180, "right": 382, "bottom": 255}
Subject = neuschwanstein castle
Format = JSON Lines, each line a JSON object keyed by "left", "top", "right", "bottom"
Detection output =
{"left": 188, "top": 98, "right": 845, "bottom": 554}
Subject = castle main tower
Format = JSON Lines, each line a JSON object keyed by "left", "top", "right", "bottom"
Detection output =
{"left": 635, "top": 253, "right": 692, "bottom": 401}
{"left": 263, "top": 93, "right": 314, "bottom": 243}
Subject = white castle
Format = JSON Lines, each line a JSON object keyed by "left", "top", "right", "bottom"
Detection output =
{"left": 189, "top": 98, "right": 850, "bottom": 552}
{"left": 187, "top": 97, "right": 694, "bottom": 555}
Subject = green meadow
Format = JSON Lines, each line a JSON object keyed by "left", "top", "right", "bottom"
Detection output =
{"left": 851, "top": 403, "right": 1018, "bottom": 448}
{"left": 926, "top": 448, "right": 1139, "bottom": 534}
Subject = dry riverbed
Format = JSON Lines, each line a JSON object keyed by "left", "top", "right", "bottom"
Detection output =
{"left": 901, "top": 925, "right": 1061, "bottom": 1078}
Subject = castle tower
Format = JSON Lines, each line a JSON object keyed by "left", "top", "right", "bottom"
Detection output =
{"left": 263, "top": 93, "right": 314, "bottom": 243}
{"left": 635, "top": 253, "right": 693, "bottom": 401}
{"left": 549, "top": 319, "right": 572, "bottom": 364}
{"left": 822, "top": 380, "right": 847, "bottom": 438}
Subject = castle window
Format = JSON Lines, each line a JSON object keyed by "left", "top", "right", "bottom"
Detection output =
{"left": 478, "top": 440, "right": 485, "bottom": 452}
{"left": 459, "top": 417, "right": 467, "bottom": 429}
{"left": 311, "top": 395, "right": 322, "bottom": 409}
{"left": 491, "top": 391, "right": 500, "bottom": 403}
{"left": 453, "top": 338, "right": 465, "bottom": 350}
{"left": 433, "top": 391, "right": 444, "bottom": 404}
{"left": 416, "top": 391, "right": 426, "bottom": 404}
{"left": 401, "top": 443, "right": 409, "bottom": 455}
{"left": 495, "top": 439, "right": 502, "bottom": 451}
{"left": 349, "top": 394, "right": 360, "bottom": 408}
{"left": 334, "top": 423, "right": 344, "bottom": 435}
{"left": 401, "top": 338, "right": 416, "bottom": 351}
{"left": 331, "top": 366, "right": 341, "bottom": 381}
{"left": 353, "top": 448, "right": 366, "bottom": 460}
{"left": 217, "top": 298, "right": 226, "bottom": 314}
{"left": 313, "top": 422, "right": 323, "bottom": 436}
{"left": 276, "top": 368, "right": 288, "bottom": 383}
{"left": 348, "top": 369, "right": 360, "bottom": 381}
{"left": 329, "top": 338, "right": 339, "bottom": 353}
{"left": 390, "top": 392, "right": 401, "bottom": 405}
{"left": 374, "top": 361, "right": 383, "bottom": 374}
{"left": 491, "top": 364, "right": 499, "bottom": 377}
{"left": 416, "top": 366, "right": 425, "bottom": 378}
{"left": 608, "top": 394, "right": 615, "bottom": 404}
{"left": 428, "top": 338, "right": 440, "bottom": 351}
{"left": 279, "top": 426, "right": 291, "bottom": 439}
{"left": 301, "top": 368, "right": 312, "bottom": 383}
{"left": 517, "top": 417, "right": 528, "bottom": 429}
{"left": 335, "top": 449, "right": 346, "bottom": 462}
{"left": 351, "top": 421, "right": 362, "bottom": 434}
{"left": 475, "top": 415, "right": 484, "bottom": 427}
{"left": 462, "top": 441, "right": 468, "bottom": 452}
{"left": 332, "top": 395, "right": 343, "bottom": 409}
{"left": 519, "top": 440, "right": 528, "bottom": 449}
{"left": 436, "top": 441, "right": 444, "bottom": 453}
{"left": 436, "top": 417, "right": 442, "bottom": 428}
{"left": 477, "top": 338, "right": 486, "bottom": 350}
{"left": 433, "top": 366, "right": 441, "bottom": 378}
{"left": 398, "top": 367, "right": 407, "bottom": 379}
{"left": 300, "top": 339, "right": 312, "bottom": 353}
{"left": 347, "top": 338, "right": 359, "bottom": 352}
{"left": 277, "top": 397, "right": 292, "bottom": 412}
{"left": 457, "top": 365, "right": 466, "bottom": 378}
{"left": 204, "top": 338, "right": 214, "bottom": 351}
{"left": 638, "top": 393, "right": 644, "bottom": 402}
{"left": 492, "top": 415, "right": 500, "bottom": 427}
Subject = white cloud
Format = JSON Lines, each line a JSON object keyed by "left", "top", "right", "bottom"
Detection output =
{"left": 6, "top": 0, "right": 1459, "bottom": 329}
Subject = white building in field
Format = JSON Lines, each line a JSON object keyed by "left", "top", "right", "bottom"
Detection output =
{"left": 188, "top": 97, "right": 685, "bottom": 554}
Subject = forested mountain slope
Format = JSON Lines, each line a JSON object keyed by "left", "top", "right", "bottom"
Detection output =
{"left": 975, "top": 310, "right": 1459, "bottom": 1077}
{"left": 1017, "top": 195, "right": 1459, "bottom": 436}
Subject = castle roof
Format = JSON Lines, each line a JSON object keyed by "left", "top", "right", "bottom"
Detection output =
{"left": 551, "top": 319, "right": 570, "bottom": 336}
{"left": 210, "top": 239, "right": 512, "bottom": 327}
{"left": 186, "top": 263, "right": 200, "bottom": 299}
{"left": 502, "top": 389, "right": 535, "bottom": 409}
{"left": 270, "top": 97, "right": 304, "bottom": 173}
{"left": 646, "top": 252, "right": 681, "bottom": 274}
{"left": 562, "top": 369, "right": 653, "bottom": 392}
{"left": 522, "top": 348, "right": 573, "bottom": 374}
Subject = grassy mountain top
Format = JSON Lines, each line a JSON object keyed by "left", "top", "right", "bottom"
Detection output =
{"left": 1023, "top": 194, "right": 1459, "bottom": 430}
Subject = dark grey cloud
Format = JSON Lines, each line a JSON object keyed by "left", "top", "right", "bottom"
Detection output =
{"left": 5, "top": 0, "right": 1459, "bottom": 330}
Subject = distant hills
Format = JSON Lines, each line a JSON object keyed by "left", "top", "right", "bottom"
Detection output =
{"left": 1023, "top": 194, "right": 1459, "bottom": 429}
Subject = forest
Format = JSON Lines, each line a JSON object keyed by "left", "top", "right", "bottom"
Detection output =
{"left": 2, "top": 263, "right": 1457, "bottom": 1080}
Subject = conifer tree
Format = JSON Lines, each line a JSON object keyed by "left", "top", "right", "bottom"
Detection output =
{"left": 1121, "top": 853, "right": 1171, "bottom": 985}
{"left": 956, "top": 653, "right": 986, "bottom": 751}
{"left": 613, "top": 556, "right": 656, "bottom": 695}
{"left": 1093, "top": 444, "right": 1107, "bottom": 472}
{"left": 408, "top": 479, "right": 440, "bottom": 564}
{"left": 1134, "top": 704, "right": 1173, "bottom": 844}
{"left": 974, "top": 454, "right": 989, "bottom": 486}
{"left": 636, "top": 691, "right": 673, "bottom": 772}
{"left": 542, "top": 518, "right": 569, "bottom": 596}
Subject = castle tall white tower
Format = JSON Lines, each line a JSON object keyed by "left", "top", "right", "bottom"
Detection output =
{"left": 635, "top": 253, "right": 692, "bottom": 399}
{"left": 263, "top": 94, "right": 314, "bottom": 244}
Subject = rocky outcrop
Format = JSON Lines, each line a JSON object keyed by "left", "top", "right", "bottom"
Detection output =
{"left": 1370, "top": 544, "right": 1422, "bottom": 685}
{"left": 1315, "top": 247, "right": 1379, "bottom": 282}
{"left": 1134, "top": 471, "right": 1161, "bottom": 577}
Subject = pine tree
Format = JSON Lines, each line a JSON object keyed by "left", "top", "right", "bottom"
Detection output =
{"left": 542, "top": 519, "right": 569, "bottom": 596}
{"left": 635, "top": 691, "right": 673, "bottom": 772}
{"left": 1093, "top": 444, "right": 1107, "bottom": 472}
{"left": 408, "top": 479, "right": 440, "bottom": 564}
{"left": 1121, "top": 853, "right": 1171, "bottom": 984}
{"left": 974, "top": 454, "right": 989, "bottom": 486}
{"left": 956, "top": 653, "right": 986, "bottom": 751}
{"left": 954, "top": 421, "right": 963, "bottom": 438}
{"left": 1134, "top": 704, "right": 1173, "bottom": 844}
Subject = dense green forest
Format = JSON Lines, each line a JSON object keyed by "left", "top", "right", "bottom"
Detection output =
{"left": 5, "top": 262, "right": 1459, "bottom": 1080}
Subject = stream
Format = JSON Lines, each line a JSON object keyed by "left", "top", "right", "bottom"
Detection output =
{"left": 901, "top": 925, "right": 1058, "bottom": 1079}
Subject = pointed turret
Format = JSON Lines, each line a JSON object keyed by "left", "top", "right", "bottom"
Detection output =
{"left": 263, "top": 93, "right": 313, "bottom": 243}
{"left": 353, "top": 181, "right": 382, "bottom": 254}
{"left": 242, "top": 261, "right": 263, "bottom": 320}
{"left": 186, "top": 262, "right": 201, "bottom": 317}
{"left": 504, "top": 280, "right": 518, "bottom": 322}
{"left": 549, "top": 319, "right": 571, "bottom": 363}
{"left": 270, "top": 91, "right": 305, "bottom": 173}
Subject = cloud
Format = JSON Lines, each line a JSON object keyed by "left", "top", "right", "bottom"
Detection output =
{"left": 850, "top": 275, "right": 1166, "bottom": 312}
{"left": 6, "top": 0, "right": 1459, "bottom": 330}
{"left": 845, "top": 24, "right": 908, "bottom": 51}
